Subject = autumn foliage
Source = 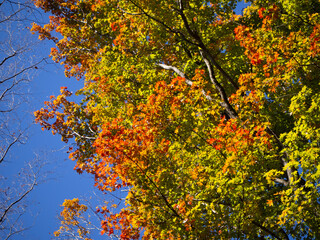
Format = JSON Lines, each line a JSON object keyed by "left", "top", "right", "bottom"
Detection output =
{"left": 33, "top": 0, "right": 320, "bottom": 239}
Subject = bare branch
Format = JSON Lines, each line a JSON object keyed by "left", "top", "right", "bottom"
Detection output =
{"left": 274, "top": 178, "right": 289, "bottom": 186}
{"left": 0, "top": 51, "right": 17, "bottom": 66}
{"left": 0, "top": 132, "right": 22, "bottom": 164}
{"left": 0, "top": 78, "right": 25, "bottom": 102}
{"left": 157, "top": 63, "right": 193, "bottom": 86}
{"left": 4, "top": 217, "right": 31, "bottom": 240}
{"left": 0, "top": 175, "right": 36, "bottom": 224}
{"left": 72, "top": 130, "right": 96, "bottom": 140}
{"left": 0, "top": 58, "right": 45, "bottom": 85}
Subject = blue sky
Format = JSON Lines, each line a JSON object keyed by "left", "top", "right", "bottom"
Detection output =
{"left": 0, "top": 2, "right": 103, "bottom": 238}
{"left": 0, "top": 45, "right": 101, "bottom": 239}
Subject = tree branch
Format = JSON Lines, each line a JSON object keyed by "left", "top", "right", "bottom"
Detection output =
{"left": 120, "top": 150, "right": 181, "bottom": 219}
{"left": 0, "top": 177, "right": 36, "bottom": 224}
{"left": 127, "top": 0, "right": 198, "bottom": 47}
{"left": 274, "top": 178, "right": 289, "bottom": 186}
{"left": 157, "top": 63, "right": 213, "bottom": 102}
{"left": 177, "top": 0, "right": 239, "bottom": 90}
{"left": 0, "top": 52, "right": 17, "bottom": 66}
{"left": 0, "top": 132, "right": 22, "bottom": 164}
{"left": 200, "top": 50, "right": 238, "bottom": 119}
{"left": 0, "top": 58, "right": 45, "bottom": 85}
{"left": 266, "top": 127, "right": 294, "bottom": 186}
{"left": 251, "top": 221, "right": 282, "bottom": 240}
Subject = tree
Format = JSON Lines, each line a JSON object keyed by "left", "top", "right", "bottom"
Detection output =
{"left": 33, "top": 0, "right": 320, "bottom": 239}
{"left": 0, "top": 0, "right": 45, "bottom": 153}
{"left": 0, "top": 0, "right": 46, "bottom": 239}
{"left": 53, "top": 198, "right": 96, "bottom": 240}
{"left": 0, "top": 158, "right": 43, "bottom": 240}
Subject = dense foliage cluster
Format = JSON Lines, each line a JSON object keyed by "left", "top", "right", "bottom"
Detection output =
{"left": 32, "top": 0, "right": 320, "bottom": 239}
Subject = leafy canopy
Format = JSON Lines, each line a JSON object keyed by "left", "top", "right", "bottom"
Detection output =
{"left": 32, "top": 0, "right": 320, "bottom": 239}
